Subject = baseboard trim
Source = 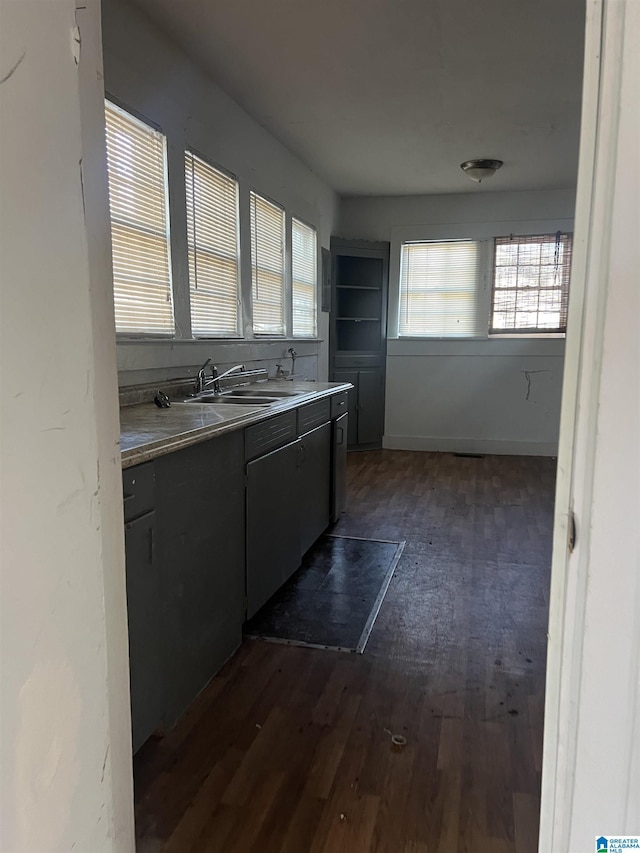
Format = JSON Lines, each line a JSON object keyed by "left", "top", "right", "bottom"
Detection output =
{"left": 382, "top": 435, "right": 558, "bottom": 457}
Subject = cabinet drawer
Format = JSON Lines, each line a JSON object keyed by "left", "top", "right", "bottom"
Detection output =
{"left": 297, "top": 398, "right": 330, "bottom": 435}
{"left": 245, "top": 410, "right": 297, "bottom": 461}
{"left": 330, "top": 392, "right": 349, "bottom": 419}
{"left": 333, "top": 354, "right": 383, "bottom": 369}
{"left": 122, "top": 462, "right": 155, "bottom": 522}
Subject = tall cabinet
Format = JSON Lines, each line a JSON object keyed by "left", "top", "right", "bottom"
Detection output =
{"left": 330, "top": 238, "right": 389, "bottom": 449}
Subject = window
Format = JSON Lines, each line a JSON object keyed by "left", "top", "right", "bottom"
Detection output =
{"left": 490, "top": 232, "right": 572, "bottom": 334}
{"left": 185, "top": 152, "right": 240, "bottom": 337}
{"left": 291, "top": 218, "right": 318, "bottom": 337}
{"left": 398, "top": 240, "right": 481, "bottom": 337}
{"left": 104, "top": 101, "right": 173, "bottom": 335}
{"left": 250, "top": 192, "right": 285, "bottom": 335}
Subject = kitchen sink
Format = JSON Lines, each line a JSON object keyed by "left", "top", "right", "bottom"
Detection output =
{"left": 181, "top": 394, "right": 278, "bottom": 406}
{"left": 225, "top": 388, "right": 303, "bottom": 398}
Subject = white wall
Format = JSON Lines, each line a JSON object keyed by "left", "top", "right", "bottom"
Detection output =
{"left": 102, "top": 0, "right": 339, "bottom": 386}
{"left": 384, "top": 338, "right": 565, "bottom": 456}
{"left": 0, "top": 1, "right": 134, "bottom": 850}
{"left": 339, "top": 189, "right": 575, "bottom": 455}
{"left": 339, "top": 188, "right": 577, "bottom": 242}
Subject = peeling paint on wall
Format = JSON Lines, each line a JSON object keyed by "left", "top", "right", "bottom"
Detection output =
{"left": 522, "top": 369, "right": 551, "bottom": 402}
{"left": 0, "top": 51, "right": 26, "bottom": 85}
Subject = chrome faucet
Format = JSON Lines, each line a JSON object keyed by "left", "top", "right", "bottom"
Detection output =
{"left": 288, "top": 348, "right": 297, "bottom": 377}
{"left": 210, "top": 363, "right": 246, "bottom": 394}
{"left": 194, "top": 357, "right": 212, "bottom": 393}
{"left": 194, "top": 361, "right": 247, "bottom": 394}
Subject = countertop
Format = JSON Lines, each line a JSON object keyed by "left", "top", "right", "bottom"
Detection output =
{"left": 120, "top": 380, "right": 351, "bottom": 469}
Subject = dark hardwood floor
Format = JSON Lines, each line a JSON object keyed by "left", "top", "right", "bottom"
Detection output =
{"left": 134, "top": 450, "right": 555, "bottom": 853}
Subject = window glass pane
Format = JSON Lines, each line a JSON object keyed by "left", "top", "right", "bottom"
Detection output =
{"left": 105, "top": 101, "right": 174, "bottom": 335}
{"left": 250, "top": 192, "right": 285, "bottom": 335}
{"left": 398, "top": 240, "right": 481, "bottom": 337}
{"left": 490, "top": 233, "right": 572, "bottom": 334}
{"left": 292, "top": 218, "right": 317, "bottom": 338}
{"left": 185, "top": 152, "right": 240, "bottom": 337}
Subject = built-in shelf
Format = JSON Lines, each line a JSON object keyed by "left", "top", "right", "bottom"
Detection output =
{"left": 330, "top": 238, "right": 389, "bottom": 449}
{"left": 335, "top": 284, "right": 381, "bottom": 328}
{"left": 336, "top": 318, "right": 381, "bottom": 351}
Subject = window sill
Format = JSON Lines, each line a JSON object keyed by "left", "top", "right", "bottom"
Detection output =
{"left": 116, "top": 335, "right": 324, "bottom": 344}
{"left": 391, "top": 333, "right": 566, "bottom": 342}
{"left": 489, "top": 332, "right": 566, "bottom": 339}
{"left": 392, "top": 335, "right": 488, "bottom": 342}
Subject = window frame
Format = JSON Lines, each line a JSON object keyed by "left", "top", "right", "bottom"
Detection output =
{"left": 291, "top": 216, "right": 318, "bottom": 339}
{"left": 388, "top": 220, "right": 575, "bottom": 342}
{"left": 184, "top": 148, "right": 242, "bottom": 339}
{"left": 249, "top": 190, "right": 287, "bottom": 337}
{"left": 104, "top": 98, "right": 175, "bottom": 338}
{"left": 397, "top": 238, "right": 487, "bottom": 339}
{"left": 489, "top": 232, "right": 573, "bottom": 336}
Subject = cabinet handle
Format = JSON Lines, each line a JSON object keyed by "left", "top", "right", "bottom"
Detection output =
{"left": 297, "top": 443, "right": 306, "bottom": 469}
{"left": 148, "top": 525, "right": 154, "bottom": 562}
{"left": 337, "top": 427, "right": 344, "bottom": 445}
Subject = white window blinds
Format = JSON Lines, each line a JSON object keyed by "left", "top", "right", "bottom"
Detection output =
{"left": 185, "top": 152, "right": 240, "bottom": 337}
{"left": 291, "top": 218, "right": 318, "bottom": 338}
{"left": 250, "top": 192, "right": 285, "bottom": 335}
{"left": 491, "top": 233, "right": 572, "bottom": 333}
{"left": 104, "top": 101, "right": 174, "bottom": 335}
{"left": 398, "top": 240, "right": 481, "bottom": 337}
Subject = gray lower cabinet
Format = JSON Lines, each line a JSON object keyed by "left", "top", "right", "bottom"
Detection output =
{"left": 122, "top": 462, "right": 163, "bottom": 753}
{"left": 124, "top": 509, "right": 163, "bottom": 753}
{"left": 298, "top": 422, "right": 332, "bottom": 556}
{"left": 331, "top": 412, "right": 348, "bottom": 522}
{"left": 245, "top": 403, "right": 334, "bottom": 619}
{"left": 334, "top": 368, "right": 384, "bottom": 447}
{"left": 246, "top": 438, "right": 301, "bottom": 619}
{"left": 123, "top": 391, "right": 348, "bottom": 748}
{"left": 154, "top": 429, "right": 245, "bottom": 728}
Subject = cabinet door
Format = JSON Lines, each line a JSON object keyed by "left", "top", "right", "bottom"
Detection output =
{"left": 333, "top": 369, "right": 358, "bottom": 446}
{"left": 155, "top": 430, "right": 245, "bottom": 727}
{"left": 331, "top": 412, "right": 348, "bottom": 522}
{"left": 299, "top": 422, "right": 331, "bottom": 556}
{"left": 246, "top": 439, "right": 301, "bottom": 618}
{"left": 125, "top": 510, "right": 163, "bottom": 753}
{"left": 357, "top": 368, "right": 385, "bottom": 446}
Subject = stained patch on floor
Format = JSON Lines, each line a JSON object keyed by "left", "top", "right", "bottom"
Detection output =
{"left": 244, "top": 534, "right": 405, "bottom": 652}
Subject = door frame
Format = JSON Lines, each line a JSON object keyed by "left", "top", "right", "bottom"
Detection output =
{"left": 539, "top": 0, "right": 636, "bottom": 847}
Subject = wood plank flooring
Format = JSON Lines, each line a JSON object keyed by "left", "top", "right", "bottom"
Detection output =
{"left": 134, "top": 450, "right": 556, "bottom": 852}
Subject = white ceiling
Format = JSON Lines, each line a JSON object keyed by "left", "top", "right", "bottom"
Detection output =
{"left": 129, "top": 0, "right": 585, "bottom": 197}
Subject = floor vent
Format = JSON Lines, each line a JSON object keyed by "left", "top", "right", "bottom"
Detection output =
{"left": 453, "top": 452, "right": 485, "bottom": 458}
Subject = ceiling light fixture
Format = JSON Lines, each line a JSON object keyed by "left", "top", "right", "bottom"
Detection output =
{"left": 460, "top": 158, "right": 503, "bottom": 183}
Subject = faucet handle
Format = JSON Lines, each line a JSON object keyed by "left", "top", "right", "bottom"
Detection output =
{"left": 195, "top": 357, "right": 212, "bottom": 393}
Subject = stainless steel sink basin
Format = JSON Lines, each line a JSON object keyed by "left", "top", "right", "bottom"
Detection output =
{"left": 226, "top": 388, "right": 303, "bottom": 398}
{"left": 181, "top": 395, "right": 277, "bottom": 406}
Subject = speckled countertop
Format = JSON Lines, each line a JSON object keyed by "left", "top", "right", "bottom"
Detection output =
{"left": 119, "top": 380, "right": 351, "bottom": 469}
